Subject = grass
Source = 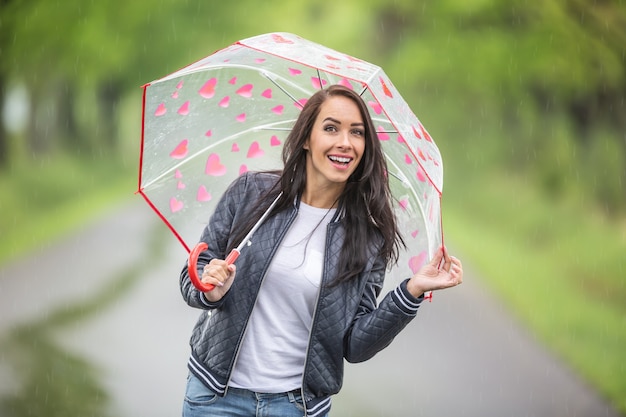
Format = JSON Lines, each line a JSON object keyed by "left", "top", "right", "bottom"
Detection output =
{"left": 0, "top": 152, "right": 135, "bottom": 264}
{"left": 442, "top": 172, "right": 626, "bottom": 415}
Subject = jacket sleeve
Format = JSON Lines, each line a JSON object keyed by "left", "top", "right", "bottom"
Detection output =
{"left": 179, "top": 174, "right": 249, "bottom": 310}
{"left": 343, "top": 255, "right": 424, "bottom": 363}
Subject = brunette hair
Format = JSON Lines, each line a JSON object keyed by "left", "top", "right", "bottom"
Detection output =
{"left": 228, "top": 84, "right": 403, "bottom": 284}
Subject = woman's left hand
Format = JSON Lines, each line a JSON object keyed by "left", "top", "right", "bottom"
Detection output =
{"left": 406, "top": 246, "right": 463, "bottom": 298}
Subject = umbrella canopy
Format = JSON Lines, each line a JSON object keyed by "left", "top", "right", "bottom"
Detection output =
{"left": 138, "top": 32, "right": 443, "bottom": 284}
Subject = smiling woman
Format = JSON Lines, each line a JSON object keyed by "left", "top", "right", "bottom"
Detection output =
{"left": 179, "top": 84, "right": 463, "bottom": 417}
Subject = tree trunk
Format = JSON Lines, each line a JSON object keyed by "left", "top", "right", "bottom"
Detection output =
{"left": 57, "top": 79, "right": 80, "bottom": 153}
{"left": 0, "top": 72, "right": 7, "bottom": 169}
{"left": 97, "top": 79, "right": 122, "bottom": 153}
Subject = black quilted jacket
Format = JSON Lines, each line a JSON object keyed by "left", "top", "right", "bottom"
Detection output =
{"left": 180, "top": 172, "right": 424, "bottom": 417}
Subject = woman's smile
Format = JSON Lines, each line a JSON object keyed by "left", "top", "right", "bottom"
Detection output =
{"left": 327, "top": 154, "right": 353, "bottom": 168}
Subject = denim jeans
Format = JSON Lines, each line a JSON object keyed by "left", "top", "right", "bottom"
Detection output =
{"left": 183, "top": 372, "right": 318, "bottom": 417}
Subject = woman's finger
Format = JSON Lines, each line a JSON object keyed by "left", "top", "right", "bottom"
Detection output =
{"left": 440, "top": 246, "right": 452, "bottom": 271}
{"left": 202, "top": 265, "right": 226, "bottom": 287}
{"left": 429, "top": 246, "right": 445, "bottom": 267}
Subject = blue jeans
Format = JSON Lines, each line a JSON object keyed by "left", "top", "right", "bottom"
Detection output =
{"left": 183, "top": 372, "right": 319, "bottom": 417}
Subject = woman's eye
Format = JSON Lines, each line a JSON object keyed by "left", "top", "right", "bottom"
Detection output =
{"left": 352, "top": 129, "right": 364, "bottom": 136}
{"left": 324, "top": 125, "right": 337, "bottom": 132}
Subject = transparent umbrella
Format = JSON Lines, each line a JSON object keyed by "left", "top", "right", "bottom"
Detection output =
{"left": 137, "top": 32, "right": 443, "bottom": 293}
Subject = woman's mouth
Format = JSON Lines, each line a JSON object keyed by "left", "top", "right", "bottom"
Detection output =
{"left": 328, "top": 155, "right": 352, "bottom": 167}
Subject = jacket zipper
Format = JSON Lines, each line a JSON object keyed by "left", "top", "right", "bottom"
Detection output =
{"left": 224, "top": 208, "right": 298, "bottom": 393}
{"left": 300, "top": 221, "right": 337, "bottom": 407}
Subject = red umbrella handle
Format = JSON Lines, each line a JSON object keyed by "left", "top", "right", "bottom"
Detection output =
{"left": 188, "top": 242, "right": 240, "bottom": 292}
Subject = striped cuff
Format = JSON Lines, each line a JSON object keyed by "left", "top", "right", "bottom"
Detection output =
{"left": 199, "top": 292, "right": 221, "bottom": 309}
{"left": 188, "top": 355, "right": 226, "bottom": 395}
{"left": 392, "top": 279, "right": 424, "bottom": 316}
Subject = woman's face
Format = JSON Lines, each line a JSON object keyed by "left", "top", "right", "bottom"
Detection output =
{"left": 304, "top": 95, "right": 365, "bottom": 193}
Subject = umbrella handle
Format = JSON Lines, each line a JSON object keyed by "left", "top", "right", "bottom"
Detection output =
{"left": 188, "top": 242, "right": 240, "bottom": 292}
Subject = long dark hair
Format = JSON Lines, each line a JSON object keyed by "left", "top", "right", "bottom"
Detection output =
{"left": 228, "top": 84, "right": 404, "bottom": 284}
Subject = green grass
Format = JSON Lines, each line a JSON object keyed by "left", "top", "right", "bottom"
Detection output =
{"left": 443, "top": 173, "right": 626, "bottom": 415}
{"left": 0, "top": 153, "right": 135, "bottom": 264}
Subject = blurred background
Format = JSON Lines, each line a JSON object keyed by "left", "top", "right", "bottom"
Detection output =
{"left": 0, "top": 0, "right": 624, "bottom": 416}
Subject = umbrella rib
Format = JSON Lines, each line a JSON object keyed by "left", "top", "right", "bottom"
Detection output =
{"left": 263, "top": 74, "right": 305, "bottom": 108}
{"left": 316, "top": 69, "right": 324, "bottom": 90}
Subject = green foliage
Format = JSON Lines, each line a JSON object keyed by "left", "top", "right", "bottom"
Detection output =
{"left": 0, "top": 152, "right": 133, "bottom": 264}
{"left": 371, "top": 0, "right": 626, "bottom": 214}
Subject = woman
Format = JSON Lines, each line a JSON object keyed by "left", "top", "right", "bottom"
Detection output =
{"left": 180, "top": 85, "right": 463, "bottom": 417}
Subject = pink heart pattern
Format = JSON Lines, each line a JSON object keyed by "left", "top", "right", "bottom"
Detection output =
{"left": 408, "top": 251, "right": 427, "bottom": 274}
{"left": 272, "top": 33, "right": 294, "bottom": 44}
{"left": 369, "top": 101, "right": 383, "bottom": 115}
{"left": 236, "top": 84, "right": 253, "bottom": 97}
{"left": 377, "top": 127, "right": 390, "bottom": 141}
{"left": 170, "top": 197, "right": 184, "bottom": 213}
{"left": 417, "top": 166, "right": 427, "bottom": 182}
{"left": 198, "top": 78, "right": 217, "bottom": 98}
{"left": 219, "top": 96, "right": 230, "bottom": 107}
{"left": 311, "top": 77, "right": 327, "bottom": 90}
{"left": 247, "top": 141, "right": 264, "bottom": 158}
{"left": 196, "top": 185, "right": 211, "bottom": 202}
{"left": 155, "top": 103, "right": 167, "bottom": 116}
{"left": 177, "top": 101, "right": 190, "bottom": 115}
{"left": 205, "top": 153, "right": 227, "bottom": 176}
{"left": 338, "top": 78, "right": 353, "bottom": 89}
{"left": 380, "top": 77, "right": 393, "bottom": 98}
{"left": 170, "top": 140, "right": 188, "bottom": 159}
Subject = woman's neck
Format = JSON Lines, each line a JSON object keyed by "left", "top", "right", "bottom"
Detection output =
{"left": 301, "top": 187, "right": 341, "bottom": 209}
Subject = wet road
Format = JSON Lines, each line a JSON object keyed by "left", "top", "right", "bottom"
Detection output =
{"left": 0, "top": 198, "right": 621, "bottom": 416}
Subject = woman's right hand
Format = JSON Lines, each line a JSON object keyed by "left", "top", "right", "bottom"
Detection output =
{"left": 201, "top": 259, "right": 236, "bottom": 302}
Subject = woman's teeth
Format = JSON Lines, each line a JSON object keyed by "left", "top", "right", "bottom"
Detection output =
{"left": 329, "top": 156, "right": 351, "bottom": 165}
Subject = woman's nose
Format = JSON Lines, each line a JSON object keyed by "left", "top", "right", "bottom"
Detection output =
{"left": 337, "top": 130, "right": 352, "bottom": 148}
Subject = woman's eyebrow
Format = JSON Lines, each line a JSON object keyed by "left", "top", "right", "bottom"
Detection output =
{"left": 323, "top": 117, "right": 364, "bottom": 127}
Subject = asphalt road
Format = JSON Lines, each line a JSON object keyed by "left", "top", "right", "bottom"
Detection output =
{"left": 0, "top": 198, "right": 621, "bottom": 417}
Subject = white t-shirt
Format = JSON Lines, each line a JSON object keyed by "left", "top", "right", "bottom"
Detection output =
{"left": 229, "top": 202, "right": 336, "bottom": 392}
